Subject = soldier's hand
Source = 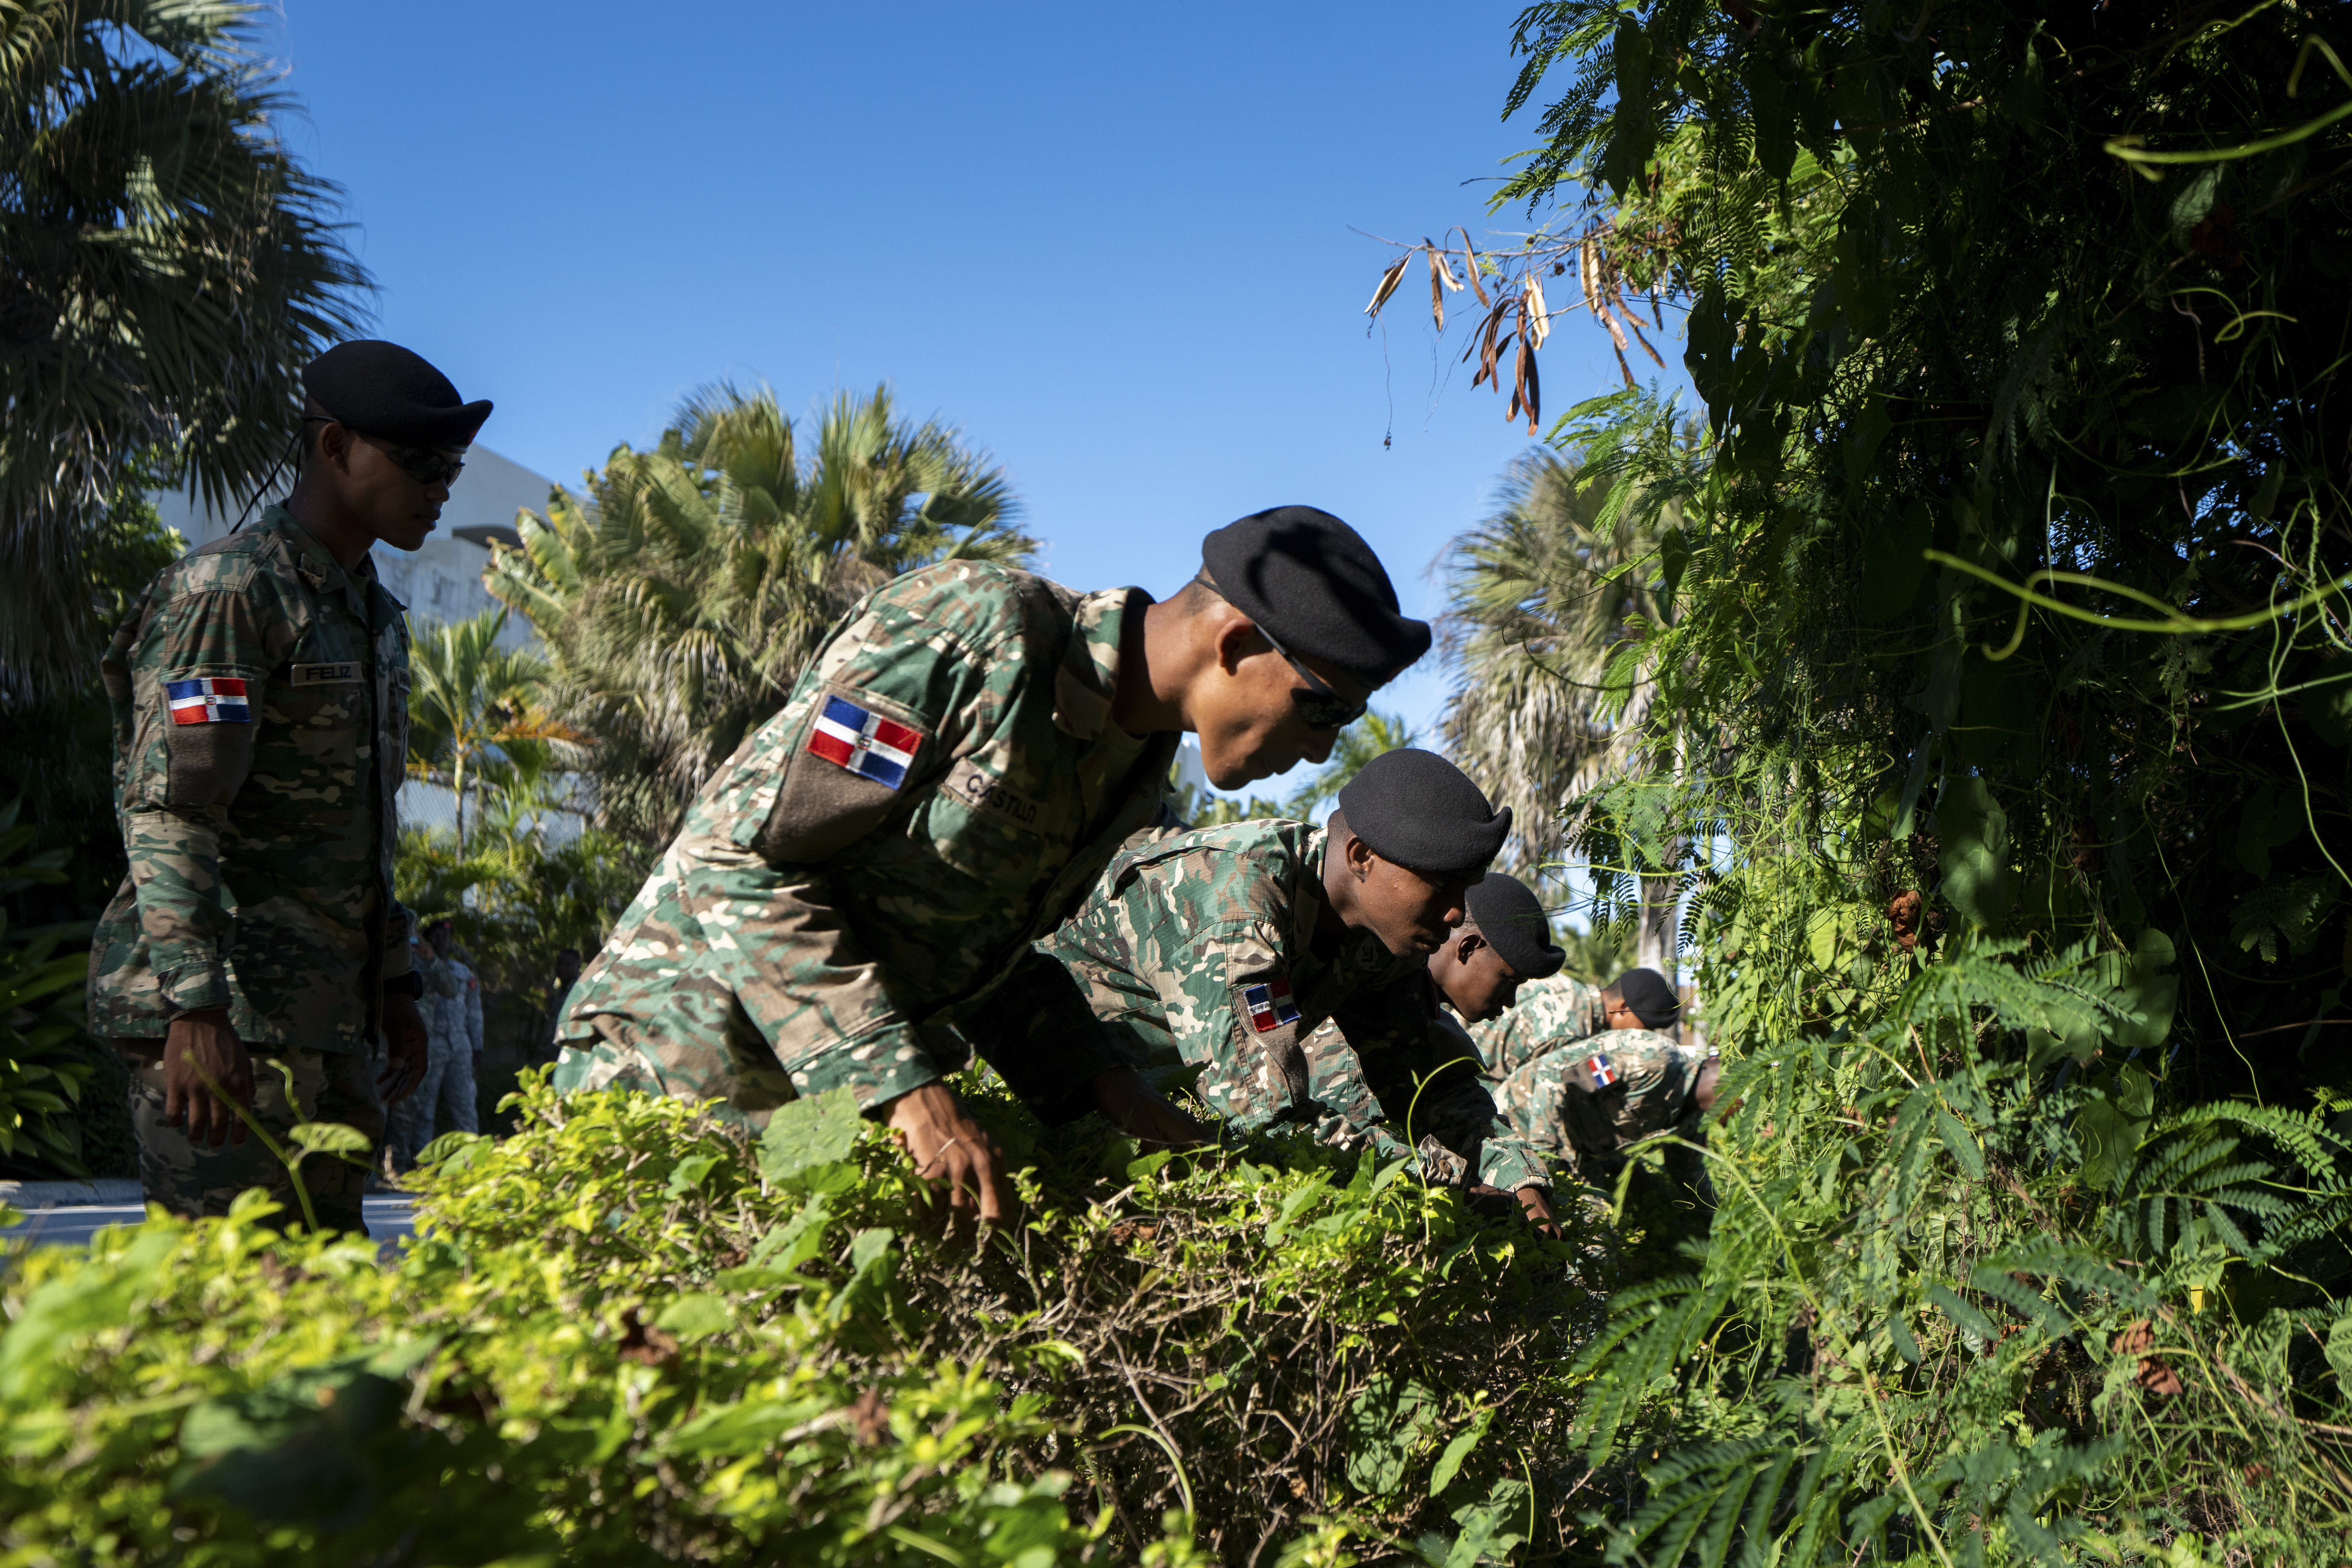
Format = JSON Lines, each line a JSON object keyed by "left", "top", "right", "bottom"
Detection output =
{"left": 380, "top": 990, "right": 430, "bottom": 1106}
{"left": 1515, "top": 1182, "right": 1563, "bottom": 1241}
{"left": 1088, "top": 1066, "right": 1209, "bottom": 1152}
{"left": 882, "top": 1082, "right": 1011, "bottom": 1244}
{"left": 162, "top": 1008, "right": 254, "bottom": 1149}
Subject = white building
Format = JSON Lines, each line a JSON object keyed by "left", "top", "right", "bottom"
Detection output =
{"left": 152, "top": 443, "right": 556, "bottom": 651}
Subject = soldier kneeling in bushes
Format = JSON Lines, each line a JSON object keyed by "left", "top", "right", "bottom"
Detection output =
{"left": 1425, "top": 879, "right": 1720, "bottom": 1210}
{"left": 973, "top": 747, "right": 1562, "bottom": 1236}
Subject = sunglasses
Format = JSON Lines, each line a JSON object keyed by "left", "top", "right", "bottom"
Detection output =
{"left": 302, "top": 417, "right": 466, "bottom": 487}
{"left": 1254, "top": 621, "right": 1368, "bottom": 732}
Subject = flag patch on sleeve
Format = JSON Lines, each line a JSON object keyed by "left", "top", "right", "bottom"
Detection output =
{"left": 806, "top": 695, "right": 921, "bottom": 789}
{"left": 1242, "top": 978, "right": 1302, "bottom": 1033}
{"left": 1587, "top": 1052, "right": 1617, "bottom": 1089}
{"left": 165, "top": 677, "right": 252, "bottom": 725}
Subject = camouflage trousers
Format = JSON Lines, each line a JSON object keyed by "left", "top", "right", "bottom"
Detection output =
{"left": 117, "top": 1041, "right": 382, "bottom": 1236}
{"left": 386, "top": 1029, "right": 477, "bottom": 1169}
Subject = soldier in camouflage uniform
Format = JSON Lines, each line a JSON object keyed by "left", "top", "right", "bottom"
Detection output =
{"left": 557, "top": 507, "right": 1428, "bottom": 1233}
{"left": 1012, "top": 749, "right": 1560, "bottom": 1230}
{"left": 88, "top": 340, "right": 483, "bottom": 1233}
{"left": 1474, "top": 965, "right": 1721, "bottom": 1186}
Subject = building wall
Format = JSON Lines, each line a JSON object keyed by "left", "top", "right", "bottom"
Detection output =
{"left": 151, "top": 444, "right": 558, "bottom": 650}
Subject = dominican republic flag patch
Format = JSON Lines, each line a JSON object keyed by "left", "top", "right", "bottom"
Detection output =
{"left": 1242, "top": 978, "right": 1302, "bottom": 1034}
{"left": 1587, "top": 1053, "right": 1617, "bottom": 1089}
{"left": 165, "top": 677, "right": 251, "bottom": 725}
{"left": 806, "top": 695, "right": 921, "bottom": 789}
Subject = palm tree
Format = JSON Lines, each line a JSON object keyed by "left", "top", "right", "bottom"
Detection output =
{"left": 1282, "top": 711, "right": 1417, "bottom": 820}
{"left": 405, "top": 610, "right": 577, "bottom": 849}
{"left": 2, "top": 0, "right": 369, "bottom": 698}
{"left": 485, "top": 383, "right": 1032, "bottom": 844}
{"left": 1439, "top": 418, "right": 1698, "bottom": 974}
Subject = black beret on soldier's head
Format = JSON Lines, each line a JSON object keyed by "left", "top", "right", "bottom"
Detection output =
{"left": 301, "top": 340, "right": 492, "bottom": 450}
{"left": 1335, "top": 748, "right": 1512, "bottom": 877}
{"left": 1200, "top": 506, "right": 1432, "bottom": 684}
{"left": 1611, "top": 967, "right": 1682, "bottom": 1030}
{"left": 1464, "top": 872, "right": 1564, "bottom": 979}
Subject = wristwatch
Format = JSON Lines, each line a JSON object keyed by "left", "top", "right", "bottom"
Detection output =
{"left": 382, "top": 971, "right": 426, "bottom": 999}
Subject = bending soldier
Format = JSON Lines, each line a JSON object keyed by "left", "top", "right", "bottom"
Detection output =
{"left": 555, "top": 507, "right": 1425, "bottom": 1233}
{"left": 1441, "top": 932, "right": 1720, "bottom": 1189}
{"left": 88, "top": 340, "right": 474, "bottom": 1233}
{"left": 993, "top": 748, "right": 1560, "bottom": 1233}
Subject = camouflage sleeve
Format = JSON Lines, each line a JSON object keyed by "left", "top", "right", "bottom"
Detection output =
{"left": 463, "top": 968, "right": 484, "bottom": 1052}
{"left": 1298, "top": 1016, "right": 1412, "bottom": 1160}
{"left": 1142, "top": 903, "right": 1315, "bottom": 1128}
{"left": 120, "top": 585, "right": 283, "bottom": 1014}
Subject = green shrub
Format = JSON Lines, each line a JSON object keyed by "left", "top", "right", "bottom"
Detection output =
{"left": 1, "top": 1074, "right": 1586, "bottom": 1564}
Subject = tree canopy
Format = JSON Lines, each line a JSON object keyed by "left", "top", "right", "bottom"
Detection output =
{"left": 1, "top": 0, "right": 368, "bottom": 696}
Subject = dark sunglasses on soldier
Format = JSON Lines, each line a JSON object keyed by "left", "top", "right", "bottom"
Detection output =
{"left": 301, "top": 416, "right": 466, "bottom": 487}
{"left": 1255, "top": 622, "right": 1367, "bottom": 732}
{"left": 376, "top": 440, "right": 466, "bottom": 488}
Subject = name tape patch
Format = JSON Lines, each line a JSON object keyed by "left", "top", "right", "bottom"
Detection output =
{"left": 1587, "top": 1052, "right": 1617, "bottom": 1089}
{"left": 165, "top": 676, "right": 251, "bottom": 725}
{"left": 944, "top": 758, "right": 1043, "bottom": 828}
{"left": 806, "top": 695, "right": 921, "bottom": 790}
{"left": 1242, "top": 977, "right": 1302, "bottom": 1034}
{"left": 291, "top": 662, "right": 360, "bottom": 685}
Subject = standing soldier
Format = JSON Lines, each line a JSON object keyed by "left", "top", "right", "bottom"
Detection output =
{"left": 89, "top": 340, "right": 486, "bottom": 1234}
{"left": 995, "top": 748, "right": 1561, "bottom": 1231}
{"left": 556, "top": 507, "right": 1429, "bottom": 1234}
{"left": 387, "top": 918, "right": 478, "bottom": 1166}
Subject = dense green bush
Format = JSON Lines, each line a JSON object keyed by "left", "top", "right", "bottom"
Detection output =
{"left": 1, "top": 1074, "right": 1584, "bottom": 1565}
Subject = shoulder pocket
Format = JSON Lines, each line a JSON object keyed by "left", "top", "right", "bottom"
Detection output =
{"left": 756, "top": 684, "right": 934, "bottom": 864}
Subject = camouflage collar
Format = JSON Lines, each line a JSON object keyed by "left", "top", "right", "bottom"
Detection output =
{"left": 1054, "top": 586, "right": 1146, "bottom": 739}
{"left": 261, "top": 505, "right": 377, "bottom": 593}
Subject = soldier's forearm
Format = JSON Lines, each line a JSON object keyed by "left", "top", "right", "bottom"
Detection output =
{"left": 124, "top": 807, "right": 235, "bottom": 1011}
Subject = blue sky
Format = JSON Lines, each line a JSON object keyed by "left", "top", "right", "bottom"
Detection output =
{"left": 256, "top": 0, "right": 1648, "bottom": 796}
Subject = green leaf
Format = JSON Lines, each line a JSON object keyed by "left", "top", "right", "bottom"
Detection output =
{"left": 2080, "top": 1063, "right": 2155, "bottom": 1194}
{"left": 1343, "top": 1374, "right": 1441, "bottom": 1496}
{"left": 1925, "top": 1282, "right": 2002, "bottom": 1344}
{"left": 2327, "top": 1311, "right": 2352, "bottom": 1389}
{"left": 1428, "top": 1407, "right": 1493, "bottom": 1497}
{"left": 288, "top": 1121, "right": 372, "bottom": 1156}
{"left": 1933, "top": 1104, "right": 1985, "bottom": 1179}
{"left": 1935, "top": 774, "right": 2012, "bottom": 932}
{"left": 652, "top": 1292, "right": 731, "bottom": 1342}
{"left": 665, "top": 1153, "right": 722, "bottom": 1196}
{"left": 758, "top": 1089, "right": 864, "bottom": 1185}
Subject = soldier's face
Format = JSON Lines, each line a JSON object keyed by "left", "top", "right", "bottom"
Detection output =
{"left": 1431, "top": 931, "right": 1521, "bottom": 1021}
{"left": 1343, "top": 836, "right": 1472, "bottom": 957}
{"left": 1193, "top": 619, "right": 1373, "bottom": 788}
{"left": 328, "top": 427, "right": 456, "bottom": 552}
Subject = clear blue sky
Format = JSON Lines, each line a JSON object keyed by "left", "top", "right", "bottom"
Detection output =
{"left": 257, "top": 0, "right": 1647, "bottom": 796}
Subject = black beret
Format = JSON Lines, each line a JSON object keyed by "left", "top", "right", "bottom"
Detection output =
{"left": 1335, "top": 748, "right": 1511, "bottom": 877}
{"left": 1464, "top": 872, "right": 1564, "bottom": 979}
{"left": 302, "top": 340, "right": 492, "bottom": 449}
{"left": 1613, "top": 967, "right": 1681, "bottom": 1030}
{"left": 1200, "top": 506, "right": 1431, "bottom": 684}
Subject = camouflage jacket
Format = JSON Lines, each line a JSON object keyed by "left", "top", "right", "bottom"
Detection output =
{"left": 1037, "top": 818, "right": 1551, "bottom": 1190}
{"left": 88, "top": 507, "right": 416, "bottom": 1052}
{"left": 1465, "top": 970, "right": 1606, "bottom": 1080}
{"left": 420, "top": 953, "right": 479, "bottom": 1054}
{"left": 561, "top": 562, "right": 1179, "bottom": 1111}
{"left": 1492, "top": 1026, "right": 1712, "bottom": 1172}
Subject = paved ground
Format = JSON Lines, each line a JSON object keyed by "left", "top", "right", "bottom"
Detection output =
{"left": 2, "top": 1194, "right": 418, "bottom": 1251}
